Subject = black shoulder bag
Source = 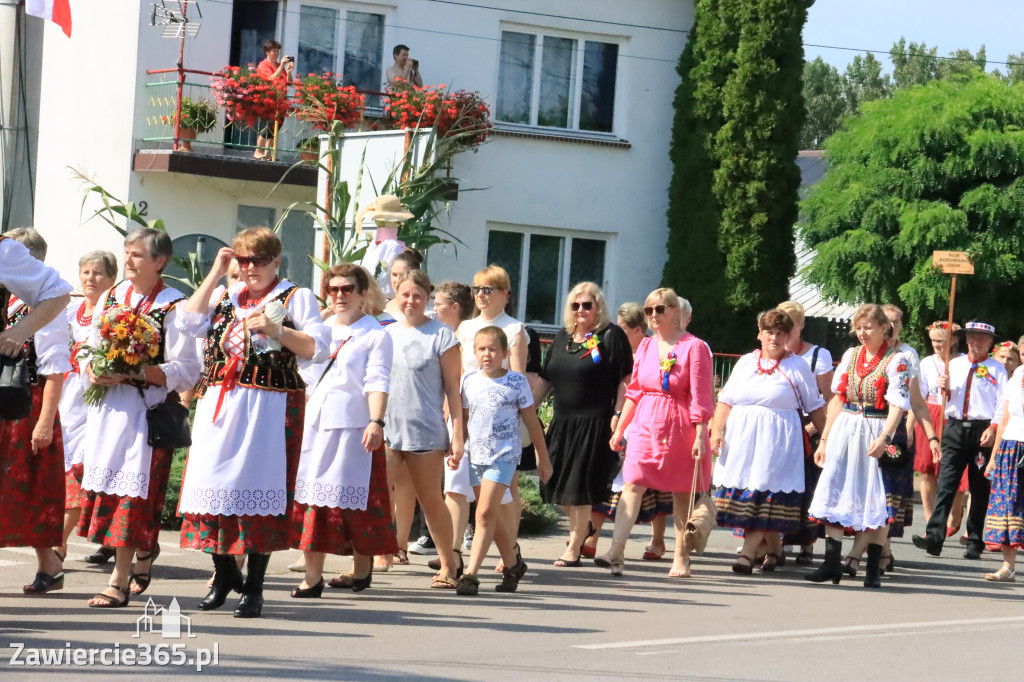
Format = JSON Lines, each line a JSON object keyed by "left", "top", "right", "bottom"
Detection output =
{"left": 0, "top": 287, "right": 32, "bottom": 421}
{"left": 138, "top": 386, "right": 192, "bottom": 450}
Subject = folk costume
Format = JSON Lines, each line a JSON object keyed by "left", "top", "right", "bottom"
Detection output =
{"left": 713, "top": 351, "right": 824, "bottom": 533}
{"left": 0, "top": 262, "right": 73, "bottom": 549}
{"left": 77, "top": 280, "right": 199, "bottom": 551}
{"left": 59, "top": 298, "right": 95, "bottom": 509}
{"left": 290, "top": 314, "right": 398, "bottom": 558}
{"left": 984, "top": 365, "right": 1024, "bottom": 551}
{"left": 808, "top": 345, "right": 912, "bottom": 531}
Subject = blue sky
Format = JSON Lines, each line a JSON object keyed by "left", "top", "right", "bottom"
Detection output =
{"left": 804, "top": 1, "right": 1024, "bottom": 74}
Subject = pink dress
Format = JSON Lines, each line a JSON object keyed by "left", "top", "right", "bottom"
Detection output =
{"left": 623, "top": 334, "right": 714, "bottom": 492}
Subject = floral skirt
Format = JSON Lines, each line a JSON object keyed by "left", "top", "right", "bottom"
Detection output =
{"left": 65, "top": 464, "right": 84, "bottom": 509}
{"left": 180, "top": 391, "right": 303, "bottom": 555}
{"left": 984, "top": 439, "right": 1024, "bottom": 549}
{"left": 592, "top": 488, "right": 674, "bottom": 524}
{"left": 713, "top": 487, "right": 804, "bottom": 534}
{"left": 0, "top": 384, "right": 64, "bottom": 548}
{"left": 291, "top": 447, "right": 399, "bottom": 556}
{"left": 881, "top": 460, "right": 914, "bottom": 538}
{"left": 77, "top": 445, "right": 172, "bottom": 550}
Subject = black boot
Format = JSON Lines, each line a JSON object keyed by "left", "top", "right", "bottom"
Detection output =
{"left": 804, "top": 537, "right": 844, "bottom": 585}
{"left": 863, "top": 543, "right": 883, "bottom": 588}
{"left": 198, "top": 554, "right": 243, "bottom": 611}
{"left": 234, "top": 553, "right": 269, "bottom": 619}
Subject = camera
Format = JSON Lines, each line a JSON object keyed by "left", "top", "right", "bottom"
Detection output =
{"left": 283, "top": 55, "right": 294, "bottom": 63}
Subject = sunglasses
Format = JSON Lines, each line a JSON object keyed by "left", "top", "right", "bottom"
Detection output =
{"left": 644, "top": 304, "right": 671, "bottom": 316}
{"left": 471, "top": 286, "right": 496, "bottom": 296}
{"left": 234, "top": 253, "right": 275, "bottom": 268}
{"left": 327, "top": 284, "right": 358, "bottom": 296}
{"left": 570, "top": 301, "right": 594, "bottom": 312}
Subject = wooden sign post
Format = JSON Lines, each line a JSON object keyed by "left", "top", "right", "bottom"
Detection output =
{"left": 932, "top": 251, "right": 975, "bottom": 441}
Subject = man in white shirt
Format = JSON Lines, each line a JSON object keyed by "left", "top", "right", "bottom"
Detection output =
{"left": 913, "top": 321, "right": 1006, "bottom": 559}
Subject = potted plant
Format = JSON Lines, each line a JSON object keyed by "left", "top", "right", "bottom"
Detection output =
{"left": 293, "top": 72, "right": 365, "bottom": 132}
{"left": 210, "top": 65, "right": 291, "bottom": 133}
{"left": 385, "top": 83, "right": 491, "bottom": 151}
{"left": 174, "top": 96, "right": 217, "bottom": 151}
{"left": 296, "top": 137, "right": 320, "bottom": 163}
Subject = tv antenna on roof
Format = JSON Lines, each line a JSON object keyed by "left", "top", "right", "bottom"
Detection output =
{"left": 150, "top": 0, "right": 202, "bottom": 39}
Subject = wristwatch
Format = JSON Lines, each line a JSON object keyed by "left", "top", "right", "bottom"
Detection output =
{"left": 369, "top": 418, "right": 385, "bottom": 427}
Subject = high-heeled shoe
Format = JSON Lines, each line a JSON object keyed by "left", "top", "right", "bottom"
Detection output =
{"left": 351, "top": 572, "right": 372, "bottom": 592}
{"left": 290, "top": 578, "right": 324, "bottom": 598}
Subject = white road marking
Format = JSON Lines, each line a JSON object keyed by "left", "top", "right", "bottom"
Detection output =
{"left": 0, "top": 559, "right": 28, "bottom": 567}
{"left": 575, "top": 616, "right": 1024, "bottom": 650}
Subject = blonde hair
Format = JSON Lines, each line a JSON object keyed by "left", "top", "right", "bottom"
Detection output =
{"left": 233, "top": 227, "right": 281, "bottom": 258}
{"left": 394, "top": 269, "right": 432, "bottom": 296}
{"left": 562, "top": 281, "right": 610, "bottom": 332}
{"left": 4, "top": 227, "right": 47, "bottom": 260}
{"left": 617, "top": 302, "right": 647, "bottom": 331}
{"left": 851, "top": 304, "right": 893, "bottom": 339}
{"left": 644, "top": 287, "right": 691, "bottom": 331}
{"left": 473, "top": 264, "right": 511, "bottom": 291}
{"left": 777, "top": 300, "right": 805, "bottom": 327}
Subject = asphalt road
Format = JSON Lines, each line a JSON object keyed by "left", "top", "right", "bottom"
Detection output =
{"left": 0, "top": 517, "right": 1020, "bottom": 681}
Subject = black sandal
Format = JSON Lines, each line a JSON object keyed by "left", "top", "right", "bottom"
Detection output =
{"left": 23, "top": 571, "right": 65, "bottom": 594}
{"left": 129, "top": 544, "right": 161, "bottom": 596}
{"left": 89, "top": 584, "right": 131, "bottom": 608}
{"left": 732, "top": 554, "right": 755, "bottom": 575}
{"left": 84, "top": 546, "right": 115, "bottom": 565}
{"left": 842, "top": 556, "right": 859, "bottom": 578}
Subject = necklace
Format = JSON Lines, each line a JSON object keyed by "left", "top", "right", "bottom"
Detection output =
{"left": 855, "top": 345, "right": 883, "bottom": 378}
{"left": 565, "top": 329, "right": 592, "bottom": 354}
{"left": 126, "top": 280, "right": 165, "bottom": 315}
{"left": 76, "top": 301, "right": 93, "bottom": 326}
{"left": 755, "top": 350, "right": 782, "bottom": 375}
{"left": 239, "top": 278, "right": 279, "bottom": 309}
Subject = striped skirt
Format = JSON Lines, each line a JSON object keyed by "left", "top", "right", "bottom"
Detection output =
{"left": 713, "top": 487, "right": 804, "bottom": 534}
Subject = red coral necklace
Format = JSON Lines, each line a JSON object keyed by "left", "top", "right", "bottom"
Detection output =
{"left": 755, "top": 350, "right": 782, "bottom": 375}
{"left": 239, "top": 278, "right": 279, "bottom": 309}
{"left": 76, "top": 301, "right": 93, "bottom": 326}
{"left": 855, "top": 345, "right": 882, "bottom": 378}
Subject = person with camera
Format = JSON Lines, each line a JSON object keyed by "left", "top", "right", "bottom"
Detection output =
{"left": 254, "top": 39, "right": 294, "bottom": 160}
{"left": 386, "top": 44, "right": 423, "bottom": 89}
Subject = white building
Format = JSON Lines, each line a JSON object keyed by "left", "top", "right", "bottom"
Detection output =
{"left": 23, "top": 0, "right": 692, "bottom": 328}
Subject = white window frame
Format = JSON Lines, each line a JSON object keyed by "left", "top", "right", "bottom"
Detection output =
{"left": 494, "top": 24, "right": 624, "bottom": 138}
{"left": 486, "top": 223, "right": 611, "bottom": 332}
{"left": 286, "top": 1, "right": 392, "bottom": 93}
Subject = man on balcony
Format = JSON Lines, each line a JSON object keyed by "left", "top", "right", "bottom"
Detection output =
{"left": 386, "top": 44, "right": 423, "bottom": 89}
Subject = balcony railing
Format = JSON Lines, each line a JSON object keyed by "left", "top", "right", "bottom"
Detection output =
{"left": 141, "top": 68, "right": 392, "bottom": 163}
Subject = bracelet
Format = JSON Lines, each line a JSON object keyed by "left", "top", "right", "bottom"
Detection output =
{"left": 369, "top": 418, "right": 385, "bottom": 427}
{"left": 613, "top": 411, "right": 622, "bottom": 418}
{"left": 929, "top": 436, "right": 939, "bottom": 442}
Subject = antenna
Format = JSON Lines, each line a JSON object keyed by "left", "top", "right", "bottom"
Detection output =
{"left": 150, "top": 0, "right": 202, "bottom": 39}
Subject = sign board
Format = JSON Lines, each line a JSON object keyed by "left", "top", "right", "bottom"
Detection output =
{"left": 933, "top": 251, "right": 974, "bottom": 275}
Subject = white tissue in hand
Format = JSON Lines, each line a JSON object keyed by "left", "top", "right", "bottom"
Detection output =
{"left": 255, "top": 300, "right": 288, "bottom": 353}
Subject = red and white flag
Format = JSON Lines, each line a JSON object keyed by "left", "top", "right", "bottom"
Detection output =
{"left": 26, "top": 0, "right": 72, "bottom": 38}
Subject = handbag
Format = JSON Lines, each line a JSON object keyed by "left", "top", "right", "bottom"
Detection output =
{"left": 0, "top": 352, "right": 31, "bottom": 421}
{"left": 684, "top": 463, "right": 717, "bottom": 554}
{"left": 138, "top": 386, "right": 192, "bottom": 449}
{"left": 877, "top": 422, "right": 911, "bottom": 469}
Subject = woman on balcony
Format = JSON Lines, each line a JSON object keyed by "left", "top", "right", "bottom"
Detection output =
{"left": 0, "top": 229, "right": 72, "bottom": 596}
{"left": 253, "top": 39, "right": 294, "bottom": 160}
{"left": 290, "top": 263, "right": 397, "bottom": 597}
{"left": 709, "top": 308, "right": 826, "bottom": 574}
{"left": 176, "top": 228, "right": 329, "bottom": 618}
{"left": 56, "top": 250, "right": 118, "bottom": 563}
{"left": 535, "top": 282, "right": 633, "bottom": 568}
{"left": 78, "top": 228, "right": 200, "bottom": 608}
{"left": 601, "top": 289, "right": 714, "bottom": 577}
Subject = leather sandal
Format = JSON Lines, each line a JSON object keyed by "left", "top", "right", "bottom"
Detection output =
{"left": 23, "top": 571, "right": 65, "bottom": 594}
{"left": 129, "top": 544, "right": 161, "bottom": 596}
{"left": 88, "top": 584, "right": 130, "bottom": 608}
{"left": 732, "top": 554, "right": 755, "bottom": 575}
{"left": 430, "top": 573, "right": 458, "bottom": 589}
{"left": 84, "top": 546, "right": 115, "bottom": 565}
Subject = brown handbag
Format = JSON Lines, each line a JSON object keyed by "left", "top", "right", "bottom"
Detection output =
{"left": 684, "top": 461, "right": 717, "bottom": 554}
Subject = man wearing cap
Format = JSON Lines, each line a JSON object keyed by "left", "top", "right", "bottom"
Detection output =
{"left": 913, "top": 321, "right": 1007, "bottom": 559}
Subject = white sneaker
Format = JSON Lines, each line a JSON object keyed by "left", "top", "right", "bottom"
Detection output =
{"left": 462, "top": 527, "right": 474, "bottom": 553}
{"left": 408, "top": 535, "right": 438, "bottom": 555}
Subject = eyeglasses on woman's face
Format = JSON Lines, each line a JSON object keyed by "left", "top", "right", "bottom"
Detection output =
{"left": 570, "top": 301, "right": 594, "bottom": 312}
{"left": 644, "top": 304, "right": 671, "bottom": 316}
{"left": 471, "top": 286, "right": 497, "bottom": 296}
{"left": 327, "top": 283, "right": 358, "bottom": 297}
{"left": 235, "top": 253, "right": 275, "bottom": 268}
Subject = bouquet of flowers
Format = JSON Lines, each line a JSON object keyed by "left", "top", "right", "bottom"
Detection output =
{"left": 293, "top": 72, "right": 365, "bottom": 131}
{"left": 210, "top": 65, "right": 291, "bottom": 130}
{"left": 80, "top": 305, "right": 161, "bottom": 405}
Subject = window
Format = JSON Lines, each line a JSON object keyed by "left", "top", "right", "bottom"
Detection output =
{"left": 236, "top": 205, "right": 315, "bottom": 289}
{"left": 487, "top": 228, "right": 608, "bottom": 327}
{"left": 298, "top": 5, "right": 385, "bottom": 105}
{"left": 496, "top": 30, "right": 619, "bottom": 133}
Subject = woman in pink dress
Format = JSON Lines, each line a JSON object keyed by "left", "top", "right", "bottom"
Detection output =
{"left": 599, "top": 288, "right": 714, "bottom": 577}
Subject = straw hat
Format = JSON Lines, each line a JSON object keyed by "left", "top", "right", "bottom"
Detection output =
{"left": 353, "top": 195, "right": 414, "bottom": 233}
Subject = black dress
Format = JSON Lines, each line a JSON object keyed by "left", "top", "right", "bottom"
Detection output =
{"left": 540, "top": 324, "right": 633, "bottom": 506}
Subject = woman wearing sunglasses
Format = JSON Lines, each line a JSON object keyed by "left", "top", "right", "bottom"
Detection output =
{"left": 175, "top": 227, "right": 330, "bottom": 618}
{"left": 602, "top": 289, "right": 714, "bottom": 577}
{"left": 290, "top": 263, "right": 398, "bottom": 597}
{"left": 535, "top": 282, "right": 633, "bottom": 567}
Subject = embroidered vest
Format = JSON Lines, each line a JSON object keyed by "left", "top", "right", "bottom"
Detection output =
{"left": 197, "top": 285, "right": 305, "bottom": 396}
{"left": 839, "top": 345, "right": 900, "bottom": 415}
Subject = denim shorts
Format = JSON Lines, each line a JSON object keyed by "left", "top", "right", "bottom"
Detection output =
{"left": 469, "top": 461, "right": 518, "bottom": 488}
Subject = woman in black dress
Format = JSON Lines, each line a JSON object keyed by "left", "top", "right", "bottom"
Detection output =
{"left": 535, "top": 282, "right": 633, "bottom": 566}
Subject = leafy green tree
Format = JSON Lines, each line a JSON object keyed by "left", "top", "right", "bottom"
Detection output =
{"left": 891, "top": 38, "right": 986, "bottom": 88}
{"left": 996, "top": 52, "right": 1024, "bottom": 85}
{"left": 663, "top": 0, "right": 806, "bottom": 351}
{"left": 801, "top": 57, "right": 846, "bottom": 149}
{"left": 842, "top": 53, "right": 891, "bottom": 112}
{"left": 799, "top": 75, "right": 1024, "bottom": 337}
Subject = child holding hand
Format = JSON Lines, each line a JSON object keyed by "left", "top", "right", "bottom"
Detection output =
{"left": 450, "top": 326, "right": 551, "bottom": 595}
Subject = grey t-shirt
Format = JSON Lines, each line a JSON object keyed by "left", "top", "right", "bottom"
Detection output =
{"left": 384, "top": 318, "right": 460, "bottom": 452}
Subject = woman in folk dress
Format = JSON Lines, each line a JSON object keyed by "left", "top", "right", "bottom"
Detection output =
{"left": 176, "top": 228, "right": 329, "bottom": 618}
{"left": 78, "top": 228, "right": 200, "bottom": 608}
{"left": 0, "top": 228, "right": 73, "bottom": 595}
{"left": 290, "top": 264, "right": 398, "bottom": 596}
{"left": 56, "top": 250, "right": 117, "bottom": 562}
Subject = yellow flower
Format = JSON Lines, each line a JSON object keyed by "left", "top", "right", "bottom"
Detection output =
{"left": 105, "top": 349, "right": 119, "bottom": 360}
{"left": 147, "top": 346, "right": 159, "bottom": 358}
{"left": 124, "top": 353, "right": 140, "bottom": 366}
